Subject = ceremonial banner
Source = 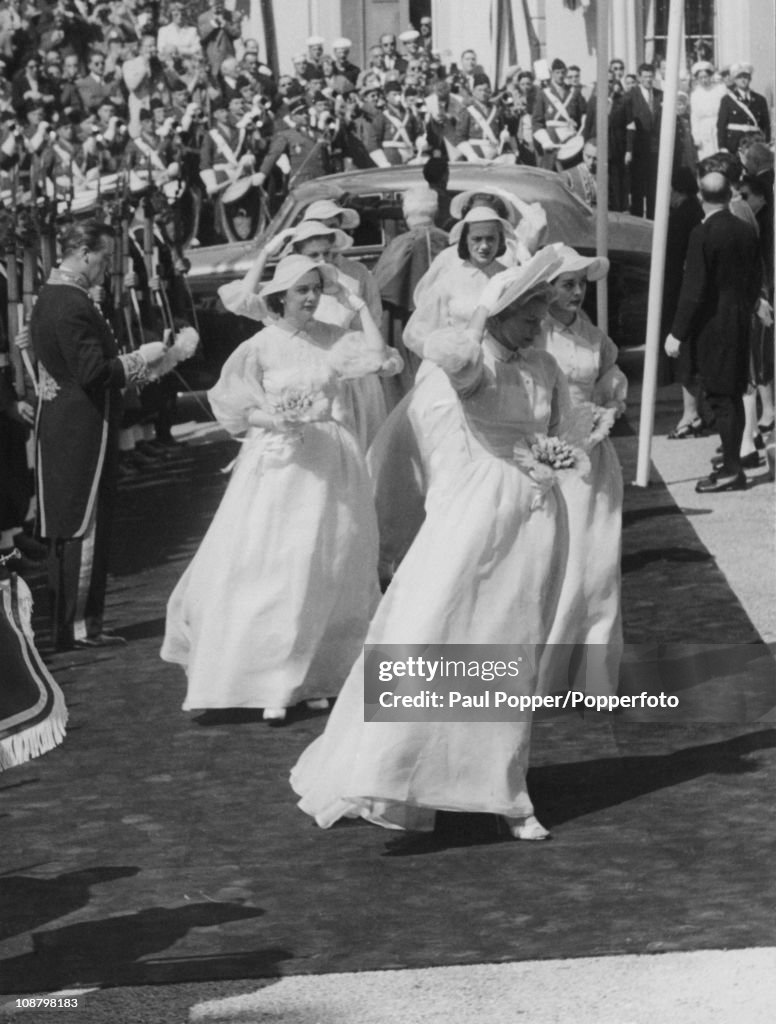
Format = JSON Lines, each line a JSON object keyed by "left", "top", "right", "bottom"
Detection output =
{"left": 0, "top": 574, "right": 67, "bottom": 770}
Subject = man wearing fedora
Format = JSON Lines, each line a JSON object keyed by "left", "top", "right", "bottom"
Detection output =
{"left": 717, "top": 62, "right": 770, "bottom": 155}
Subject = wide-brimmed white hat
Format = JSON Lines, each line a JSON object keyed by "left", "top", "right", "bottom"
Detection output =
{"left": 488, "top": 247, "right": 564, "bottom": 316}
{"left": 332, "top": 37, "right": 352, "bottom": 49}
{"left": 399, "top": 29, "right": 420, "bottom": 43}
{"left": 691, "top": 60, "right": 714, "bottom": 76}
{"left": 302, "top": 199, "right": 360, "bottom": 230}
{"left": 549, "top": 243, "right": 609, "bottom": 282}
{"left": 729, "top": 61, "right": 753, "bottom": 78}
{"left": 279, "top": 220, "right": 354, "bottom": 257}
{"left": 259, "top": 255, "right": 340, "bottom": 297}
{"left": 449, "top": 205, "right": 516, "bottom": 245}
{"left": 306, "top": 35, "right": 325, "bottom": 46}
{"left": 450, "top": 187, "right": 524, "bottom": 227}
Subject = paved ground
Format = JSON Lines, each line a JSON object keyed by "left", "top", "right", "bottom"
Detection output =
{"left": 0, "top": 373, "right": 774, "bottom": 1024}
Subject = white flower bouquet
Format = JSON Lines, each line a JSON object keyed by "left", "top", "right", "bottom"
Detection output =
{"left": 513, "top": 432, "right": 590, "bottom": 511}
{"left": 271, "top": 385, "right": 330, "bottom": 425}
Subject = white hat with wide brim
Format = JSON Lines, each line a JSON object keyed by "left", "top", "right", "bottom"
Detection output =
{"left": 302, "top": 199, "right": 360, "bottom": 230}
{"left": 259, "top": 255, "right": 340, "bottom": 297}
{"left": 450, "top": 186, "right": 525, "bottom": 227}
{"left": 691, "top": 60, "right": 714, "bottom": 76}
{"left": 489, "top": 247, "right": 564, "bottom": 316}
{"left": 550, "top": 243, "right": 609, "bottom": 282}
{"left": 449, "top": 205, "right": 517, "bottom": 246}
{"left": 279, "top": 220, "right": 355, "bottom": 257}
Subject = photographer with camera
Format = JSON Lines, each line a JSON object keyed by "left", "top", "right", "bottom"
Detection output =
{"left": 123, "top": 30, "right": 173, "bottom": 137}
{"left": 198, "top": 0, "right": 241, "bottom": 78}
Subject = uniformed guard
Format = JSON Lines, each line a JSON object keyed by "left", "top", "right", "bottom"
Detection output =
{"left": 367, "top": 80, "right": 421, "bottom": 166}
{"left": 252, "top": 94, "right": 331, "bottom": 190}
{"left": 716, "top": 62, "right": 771, "bottom": 155}
{"left": 199, "top": 96, "right": 256, "bottom": 198}
{"left": 454, "top": 73, "right": 509, "bottom": 162}
{"left": 30, "top": 219, "right": 167, "bottom": 649}
{"left": 532, "top": 58, "right": 586, "bottom": 170}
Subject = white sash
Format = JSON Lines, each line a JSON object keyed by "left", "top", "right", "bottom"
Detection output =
{"left": 382, "top": 109, "right": 413, "bottom": 150}
{"left": 53, "top": 144, "right": 87, "bottom": 185}
{"left": 725, "top": 90, "right": 760, "bottom": 129}
{"left": 542, "top": 87, "right": 576, "bottom": 140}
{"left": 468, "top": 103, "right": 500, "bottom": 146}
{"left": 208, "top": 127, "right": 243, "bottom": 167}
{"left": 133, "top": 136, "right": 167, "bottom": 173}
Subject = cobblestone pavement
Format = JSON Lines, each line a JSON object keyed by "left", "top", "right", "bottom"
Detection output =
{"left": 1, "top": 388, "right": 774, "bottom": 1024}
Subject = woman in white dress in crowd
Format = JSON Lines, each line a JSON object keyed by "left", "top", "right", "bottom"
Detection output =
{"left": 535, "top": 246, "right": 628, "bottom": 699}
{"left": 162, "top": 255, "right": 401, "bottom": 724}
{"left": 689, "top": 61, "right": 725, "bottom": 161}
{"left": 412, "top": 187, "right": 548, "bottom": 309}
{"left": 370, "top": 204, "right": 521, "bottom": 580}
{"left": 218, "top": 212, "right": 396, "bottom": 450}
{"left": 291, "top": 249, "right": 574, "bottom": 839}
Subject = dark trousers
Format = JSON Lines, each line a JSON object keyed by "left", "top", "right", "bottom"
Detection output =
{"left": 706, "top": 392, "right": 745, "bottom": 476}
{"left": 47, "top": 477, "right": 114, "bottom": 646}
{"left": 630, "top": 151, "right": 658, "bottom": 218}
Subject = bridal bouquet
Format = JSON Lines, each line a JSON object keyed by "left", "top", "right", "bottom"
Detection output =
{"left": 530, "top": 435, "right": 577, "bottom": 469}
{"left": 513, "top": 432, "right": 590, "bottom": 511}
{"left": 271, "top": 385, "right": 330, "bottom": 424}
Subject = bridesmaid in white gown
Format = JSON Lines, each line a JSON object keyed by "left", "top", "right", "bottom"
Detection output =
{"left": 218, "top": 219, "right": 400, "bottom": 450}
{"left": 370, "top": 205, "right": 519, "bottom": 579}
{"left": 162, "top": 256, "right": 401, "bottom": 723}
{"left": 291, "top": 249, "right": 572, "bottom": 839}
{"left": 535, "top": 246, "right": 627, "bottom": 699}
{"left": 689, "top": 61, "right": 725, "bottom": 161}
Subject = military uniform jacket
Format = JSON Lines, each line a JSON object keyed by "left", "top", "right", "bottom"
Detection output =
{"left": 716, "top": 88, "right": 770, "bottom": 153}
{"left": 259, "top": 125, "right": 330, "bottom": 183}
{"left": 671, "top": 208, "right": 761, "bottom": 395}
{"left": 32, "top": 282, "right": 126, "bottom": 539}
{"left": 454, "top": 100, "right": 506, "bottom": 157}
{"left": 367, "top": 107, "right": 421, "bottom": 164}
{"left": 532, "top": 84, "right": 585, "bottom": 152}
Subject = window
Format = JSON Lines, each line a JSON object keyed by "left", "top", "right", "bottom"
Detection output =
{"left": 647, "top": 0, "right": 716, "bottom": 70}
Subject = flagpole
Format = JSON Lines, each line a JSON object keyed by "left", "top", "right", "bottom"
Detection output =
{"left": 595, "top": 0, "right": 609, "bottom": 334}
{"left": 635, "top": 0, "right": 684, "bottom": 487}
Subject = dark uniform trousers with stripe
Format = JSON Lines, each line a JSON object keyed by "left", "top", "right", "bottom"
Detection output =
{"left": 31, "top": 280, "right": 127, "bottom": 647}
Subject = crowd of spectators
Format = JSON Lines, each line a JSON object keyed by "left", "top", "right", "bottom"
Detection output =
{"left": 0, "top": 3, "right": 772, "bottom": 246}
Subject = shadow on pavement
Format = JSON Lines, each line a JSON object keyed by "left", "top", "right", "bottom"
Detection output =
{"left": 0, "top": 902, "right": 279, "bottom": 992}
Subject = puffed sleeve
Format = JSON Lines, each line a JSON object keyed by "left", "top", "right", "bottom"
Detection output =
{"left": 218, "top": 279, "right": 268, "bottom": 322}
{"left": 423, "top": 327, "right": 483, "bottom": 396}
{"left": 327, "top": 325, "right": 384, "bottom": 380}
{"left": 207, "top": 337, "right": 266, "bottom": 435}
{"left": 593, "top": 334, "right": 628, "bottom": 415}
{"left": 403, "top": 277, "right": 449, "bottom": 358}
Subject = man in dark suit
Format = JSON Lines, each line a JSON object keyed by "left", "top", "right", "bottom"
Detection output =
{"left": 624, "top": 62, "right": 662, "bottom": 217}
{"left": 665, "top": 172, "right": 761, "bottom": 492}
{"left": 31, "top": 221, "right": 166, "bottom": 648}
{"left": 716, "top": 61, "right": 771, "bottom": 155}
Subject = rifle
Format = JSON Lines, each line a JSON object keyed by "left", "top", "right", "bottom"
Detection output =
{"left": 6, "top": 166, "right": 25, "bottom": 399}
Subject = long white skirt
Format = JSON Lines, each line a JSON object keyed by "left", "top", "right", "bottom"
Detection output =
{"left": 537, "top": 437, "right": 623, "bottom": 698}
{"left": 291, "top": 450, "right": 569, "bottom": 830}
{"left": 161, "top": 422, "right": 380, "bottom": 710}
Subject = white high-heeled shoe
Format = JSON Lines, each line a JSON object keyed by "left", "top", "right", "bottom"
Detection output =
{"left": 305, "top": 698, "right": 329, "bottom": 711}
{"left": 504, "top": 815, "right": 551, "bottom": 841}
{"left": 262, "top": 707, "right": 287, "bottom": 725}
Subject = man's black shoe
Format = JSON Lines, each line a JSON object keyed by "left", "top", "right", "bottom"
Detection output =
{"left": 711, "top": 452, "right": 762, "bottom": 472}
{"left": 695, "top": 472, "right": 747, "bottom": 493}
{"left": 73, "top": 633, "right": 128, "bottom": 649}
